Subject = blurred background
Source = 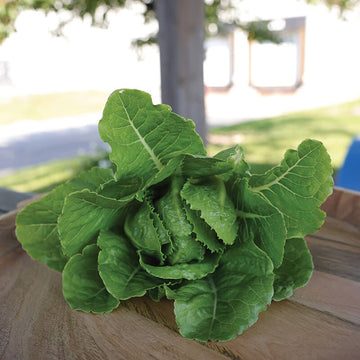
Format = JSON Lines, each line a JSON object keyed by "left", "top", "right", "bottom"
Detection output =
{"left": 0, "top": 0, "right": 359, "bottom": 194}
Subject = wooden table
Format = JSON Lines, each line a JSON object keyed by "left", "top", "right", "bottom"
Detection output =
{"left": 1, "top": 187, "right": 359, "bottom": 360}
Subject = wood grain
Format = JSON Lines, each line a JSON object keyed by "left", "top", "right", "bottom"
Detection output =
{"left": 0, "top": 251, "right": 229, "bottom": 360}
{"left": 321, "top": 187, "right": 360, "bottom": 227}
{"left": 306, "top": 234, "right": 360, "bottom": 281}
{"left": 0, "top": 187, "right": 359, "bottom": 360}
{"left": 315, "top": 216, "right": 360, "bottom": 248}
{"left": 0, "top": 210, "right": 20, "bottom": 259}
{"left": 290, "top": 270, "right": 360, "bottom": 325}
{"left": 205, "top": 300, "right": 360, "bottom": 360}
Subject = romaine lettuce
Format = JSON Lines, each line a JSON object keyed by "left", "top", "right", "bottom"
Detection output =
{"left": 15, "top": 89, "right": 333, "bottom": 342}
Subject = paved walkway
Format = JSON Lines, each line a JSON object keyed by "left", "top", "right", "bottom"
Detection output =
{"left": 0, "top": 111, "right": 252, "bottom": 176}
{"left": 0, "top": 113, "right": 107, "bottom": 176}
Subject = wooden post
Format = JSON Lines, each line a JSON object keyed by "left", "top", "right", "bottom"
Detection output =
{"left": 156, "top": 0, "right": 207, "bottom": 145}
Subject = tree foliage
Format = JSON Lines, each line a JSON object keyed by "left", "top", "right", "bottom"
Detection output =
{"left": 2, "top": 0, "right": 355, "bottom": 45}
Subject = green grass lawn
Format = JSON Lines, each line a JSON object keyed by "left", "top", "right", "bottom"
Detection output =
{"left": 208, "top": 99, "right": 360, "bottom": 175}
{"left": 0, "top": 98, "right": 359, "bottom": 193}
{"left": 0, "top": 155, "right": 107, "bottom": 193}
{"left": 0, "top": 90, "right": 109, "bottom": 125}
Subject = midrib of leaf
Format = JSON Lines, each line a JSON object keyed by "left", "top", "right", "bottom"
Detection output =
{"left": 118, "top": 93, "right": 163, "bottom": 171}
{"left": 236, "top": 210, "right": 273, "bottom": 219}
{"left": 208, "top": 275, "right": 218, "bottom": 338}
{"left": 250, "top": 144, "right": 320, "bottom": 192}
{"left": 124, "top": 265, "right": 141, "bottom": 289}
{"left": 91, "top": 286, "right": 107, "bottom": 299}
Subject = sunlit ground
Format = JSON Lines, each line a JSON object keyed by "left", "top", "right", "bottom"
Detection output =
{"left": 208, "top": 99, "right": 360, "bottom": 175}
{"left": 0, "top": 154, "right": 107, "bottom": 193}
{"left": 1, "top": 98, "right": 358, "bottom": 193}
{"left": 0, "top": 91, "right": 108, "bottom": 125}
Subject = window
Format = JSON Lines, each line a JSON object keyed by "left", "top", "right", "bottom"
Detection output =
{"left": 249, "top": 17, "right": 306, "bottom": 92}
{"left": 204, "top": 34, "right": 234, "bottom": 90}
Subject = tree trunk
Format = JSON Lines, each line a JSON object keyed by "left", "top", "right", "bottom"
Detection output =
{"left": 156, "top": 0, "right": 207, "bottom": 145}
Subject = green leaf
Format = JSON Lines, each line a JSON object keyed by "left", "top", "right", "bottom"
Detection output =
{"left": 148, "top": 280, "right": 182, "bottom": 302}
{"left": 170, "top": 240, "right": 274, "bottom": 342}
{"left": 146, "top": 197, "right": 173, "bottom": 256}
{"left": 98, "top": 89, "right": 206, "bottom": 185}
{"left": 97, "top": 230, "right": 163, "bottom": 300}
{"left": 124, "top": 201, "right": 164, "bottom": 263}
{"left": 249, "top": 139, "right": 334, "bottom": 238}
{"left": 59, "top": 190, "right": 132, "bottom": 257}
{"left": 181, "top": 177, "right": 238, "bottom": 245}
{"left": 232, "top": 179, "right": 287, "bottom": 268}
{"left": 16, "top": 167, "right": 113, "bottom": 272}
{"left": 144, "top": 155, "right": 184, "bottom": 189}
{"left": 273, "top": 238, "right": 313, "bottom": 301}
{"left": 147, "top": 286, "right": 166, "bottom": 302}
{"left": 98, "top": 177, "right": 142, "bottom": 199}
{"left": 180, "top": 154, "right": 233, "bottom": 177}
{"left": 139, "top": 251, "right": 221, "bottom": 281}
{"left": 214, "top": 145, "right": 251, "bottom": 181}
{"left": 62, "top": 244, "right": 119, "bottom": 313}
{"left": 144, "top": 153, "right": 232, "bottom": 189}
{"left": 155, "top": 177, "right": 205, "bottom": 265}
{"left": 183, "top": 204, "right": 224, "bottom": 253}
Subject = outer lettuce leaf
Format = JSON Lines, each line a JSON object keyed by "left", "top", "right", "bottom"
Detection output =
{"left": 98, "top": 230, "right": 163, "bottom": 300}
{"left": 147, "top": 280, "right": 183, "bottom": 302}
{"left": 62, "top": 244, "right": 119, "bottom": 313}
{"left": 143, "top": 156, "right": 184, "bottom": 190}
{"left": 144, "top": 153, "right": 232, "bottom": 190}
{"left": 232, "top": 179, "right": 287, "bottom": 268}
{"left": 98, "top": 89, "right": 206, "bottom": 185}
{"left": 139, "top": 251, "right": 221, "bottom": 281}
{"left": 180, "top": 154, "right": 233, "bottom": 177}
{"left": 59, "top": 190, "right": 133, "bottom": 257}
{"left": 16, "top": 167, "right": 113, "bottom": 272}
{"left": 249, "top": 139, "right": 334, "bottom": 238}
{"left": 147, "top": 286, "right": 166, "bottom": 302}
{"left": 181, "top": 177, "right": 238, "bottom": 245}
{"left": 168, "top": 240, "right": 274, "bottom": 342}
{"left": 155, "top": 177, "right": 205, "bottom": 265}
{"left": 98, "top": 177, "right": 142, "bottom": 199}
{"left": 273, "top": 237, "right": 314, "bottom": 301}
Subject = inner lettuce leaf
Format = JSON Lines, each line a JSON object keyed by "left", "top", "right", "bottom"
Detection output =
{"left": 139, "top": 251, "right": 221, "bottom": 281}
{"left": 62, "top": 244, "right": 119, "bottom": 313}
{"left": 181, "top": 177, "right": 238, "bottom": 245}
{"left": 124, "top": 200, "right": 165, "bottom": 264}
{"left": 155, "top": 176, "right": 205, "bottom": 265}
{"left": 273, "top": 237, "right": 314, "bottom": 301}
{"left": 16, "top": 167, "right": 114, "bottom": 272}
{"left": 214, "top": 145, "right": 251, "bottom": 181}
{"left": 183, "top": 204, "right": 225, "bottom": 253}
{"left": 167, "top": 240, "right": 274, "bottom": 342}
{"left": 145, "top": 196, "right": 174, "bottom": 256}
{"left": 98, "top": 89, "right": 206, "bottom": 186}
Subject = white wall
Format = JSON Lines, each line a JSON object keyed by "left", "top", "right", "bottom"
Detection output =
{"left": 206, "top": 0, "right": 360, "bottom": 125}
{"left": 1, "top": 0, "right": 359, "bottom": 125}
{"left": 0, "top": 4, "right": 161, "bottom": 102}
